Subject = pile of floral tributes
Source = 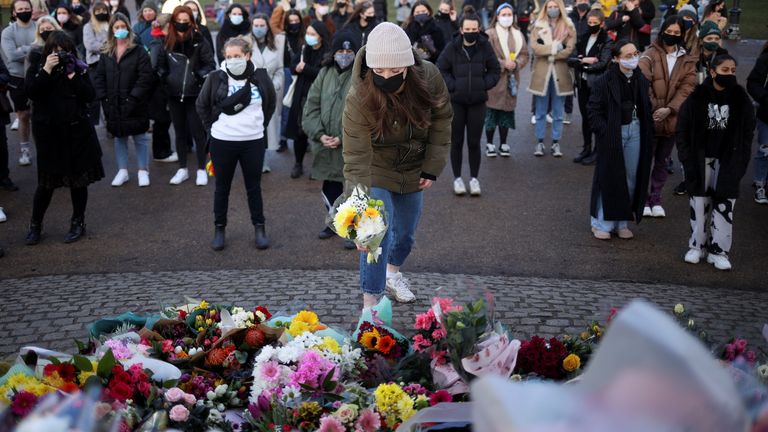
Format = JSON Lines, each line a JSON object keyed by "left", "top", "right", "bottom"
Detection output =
{"left": 0, "top": 296, "right": 766, "bottom": 432}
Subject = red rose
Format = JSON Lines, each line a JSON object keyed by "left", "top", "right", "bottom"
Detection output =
{"left": 137, "top": 381, "right": 151, "bottom": 398}
{"left": 111, "top": 365, "right": 125, "bottom": 376}
{"left": 58, "top": 364, "right": 77, "bottom": 382}
{"left": 108, "top": 381, "right": 134, "bottom": 402}
{"left": 178, "top": 310, "right": 188, "bottom": 320}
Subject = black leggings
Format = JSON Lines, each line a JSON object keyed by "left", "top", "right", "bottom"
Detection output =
{"left": 294, "top": 132, "right": 309, "bottom": 165}
{"left": 486, "top": 127, "right": 509, "bottom": 146}
{"left": 321, "top": 180, "right": 344, "bottom": 210}
{"left": 168, "top": 99, "right": 208, "bottom": 169}
{"left": 451, "top": 102, "right": 486, "bottom": 179}
{"left": 151, "top": 120, "right": 173, "bottom": 160}
{"left": 32, "top": 186, "right": 88, "bottom": 223}
{"left": 576, "top": 84, "right": 593, "bottom": 150}
{"left": 210, "top": 137, "right": 266, "bottom": 226}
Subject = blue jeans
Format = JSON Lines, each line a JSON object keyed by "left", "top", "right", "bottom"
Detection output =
{"left": 591, "top": 120, "right": 641, "bottom": 232}
{"left": 534, "top": 77, "right": 565, "bottom": 141}
{"left": 114, "top": 133, "right": 150, "bottom": 170}
{"left": 280, "top": 68, "right": 293, "bottom": 140}
{"left": 754, "top": 119, "right": 768, "bottom": 187}
{"left": 360, "top": 187, "right": 423, "bottom": 295}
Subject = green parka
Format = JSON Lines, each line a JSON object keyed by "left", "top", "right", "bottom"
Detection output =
{"left": 342, "top": 47, "right": 453, "bottom": 194}
{"left": 302, "top": 64, "right": 353, "bottom": 183}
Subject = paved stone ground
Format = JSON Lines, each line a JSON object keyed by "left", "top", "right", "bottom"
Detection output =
{"left": 1, "top": 269, "right": 765, "bottom": 360}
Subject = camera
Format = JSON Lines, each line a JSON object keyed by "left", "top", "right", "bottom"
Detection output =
{"left": 57, "top": 51, "right": 71, "bottom": 65}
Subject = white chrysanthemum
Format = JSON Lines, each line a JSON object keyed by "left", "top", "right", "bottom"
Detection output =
{"left": 356, "top": 216, "right": 386, "bottom": 243}
{"left": 255, "top": 345, "right": 277, "bottom": 363}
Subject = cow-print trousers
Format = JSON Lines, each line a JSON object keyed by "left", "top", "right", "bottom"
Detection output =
{"left": 689, "top": 158, "right": 735, "bottom": 257}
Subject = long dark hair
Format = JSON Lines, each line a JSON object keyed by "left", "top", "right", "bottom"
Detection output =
{"left": 252, "top": 13, "right": 276, "bottom": 51}
{"left": 42, "top": 30, "right": 77, "bottom": 58}
{"left": 361, "top": 64, "right": 448, "bottom": 140}
{"left": 56, "top": 5, "right": 82, "bottom": 27}
{"left": 165, "top": 6, "right": 197, "bottom": 50}
{"left": 345, "top": 1, "right": 373, "bottom": 26}
{"left": 402, "top": 0, "right": 433, "bottom": 28}
{"left": 283, "top": 9, "right": 305, "bottom": 38}
{"left": 655, "top": 15, "right": 684, "bottom": 46}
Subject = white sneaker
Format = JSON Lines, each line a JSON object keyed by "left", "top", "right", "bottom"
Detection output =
{"left": 138, "top": 170, "right": 150, "bottom": 187}
{"left": 643, "top": 206, "right": 652, "bottom": 217}
{"left": 111, "top": 169, "right": 130, "bottom": 187}
{"left": 486, "top": 144, "right": 497, "bottom": 157}
{"left": 469, "top": 178, "right": 481, "bottom": 196}
{"left": 546, "top": 114, "right": 553, "bottom": 124}
{"left": 385, "top": 272, "right": 416, "bottom": 303}
{"left": 531, "top": 114, "right": 536, "bottom": 125}
{"left": 563, "top": 113, "right": 572, "bottom": 125}
{"left": 453, "top": 178, "right": 466, "bottom": 195}
{"left": 18, "top": 147, "right": 31, "bottom": 166}
{"left": 169, "top": 168, "right": 189, "bottom": 185}
{"left": 262, "top": 163, "right": 271, "bottom": 173}
{"left": 154, "top": 152, "right": 179, "bottom": 163}
{"left": 499, "top": 144, "right": 511, "bottom": 157}
{"left": 534, "top": 142, "right": 545, "bottom": 157}
{"left": 551, "top": 143, "right": 563, "bottom": 157}
{"left": 0, "top": 207, "right": 6, "bottom": 223}
{"left": 10, "top": 118, "right": 19, "bottom": 130}
{"left": 706, "top": 253, "right": 732, "bottom": 271}
{"left": 684, "top": 248, "right": 704, "bottom": 264}
{"left": 651, "top": 205, "right": 666, "bottom": 218}
{"left": 196, "top": 169, "right": 208, "bottom": 186}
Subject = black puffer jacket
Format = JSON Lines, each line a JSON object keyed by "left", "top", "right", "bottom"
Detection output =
{"left": 404, "top": 18, "right": 446, "bottom": 64}
{"left": 436, "top": 33, "right": 500, "bottom": 105}
{"left": 93, "top": 44, "right": 155, "bottom": 137}
{"left": 196, "top": 67, "right": 277, "bottom": 133}
{"left": 157, "top": 31, "right": 216, "bottom": 102}
{"left": 567, "top": 30, "right": 613, "bottom": 88}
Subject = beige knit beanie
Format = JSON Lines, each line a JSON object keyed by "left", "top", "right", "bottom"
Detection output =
{"left": 365, "top": 22, "right": 415, "bottom": 69}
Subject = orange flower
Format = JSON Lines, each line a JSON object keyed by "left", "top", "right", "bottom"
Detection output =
{"left": 59, "top": 382, "right": 80, "bottom": 393}
{"left": 376, "top": 335, "right": 396, "bottom": 355}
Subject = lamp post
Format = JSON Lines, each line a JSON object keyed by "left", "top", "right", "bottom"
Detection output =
{"left": 727, "top": 0, "right": 742, "bottom": 40}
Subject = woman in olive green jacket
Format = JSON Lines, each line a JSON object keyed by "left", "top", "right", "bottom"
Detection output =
{"left": 342, "top": 22, "right": 452, "bottom": 308}
{"left": 302, "top": 30, "right": 359, "bottom": 247}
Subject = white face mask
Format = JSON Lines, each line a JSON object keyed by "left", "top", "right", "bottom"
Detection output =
{"left": 110, "top": 0, "right": 119, "bottom": 7}
{"left": 226, "top": 57, "right": 248, "bottom": 75}
{"left": 230, "top": 14, "right": 244, "bottom": 25}
{"left": 57, "top": 13, "right": 69, "bottom": 24}
{"left": 498, "top": 16, "right": 514, "bottom": 27}
{"left": 316, "top": 5, "right": 329, "bottom": 15}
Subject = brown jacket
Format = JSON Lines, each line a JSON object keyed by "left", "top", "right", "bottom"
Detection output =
{"left": 342, "top": 48, "right": 453, "bottom": 194}
{"left": 639, "top": 42, "right": 697, "bottom": 137}
{"left": 485, "top": 25, "right": 529, "bottom": 112}
{"left": 527, "top": 19, "right": 577, "bottom": 97}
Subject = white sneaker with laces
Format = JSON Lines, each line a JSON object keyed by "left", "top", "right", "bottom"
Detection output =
{"left": 706, "top": 253, "right": 732, "bottom": 270}
{"left": 10, "top": 118, "right": 19, "bottom": 131}
{"left": 0, "top": 207, "right": 6, "bottom": 223}
{"left": 546, "top": 114, "right": 553, "bottom": 124}
{"left": 469, "top": 178, "right": 481, "bottom": 196}
{"left": 531, "top": 114, "right": 536, "bottom": 125}
{"left": 169, "top": 168, "right": 189, "bottom": 185}
{"left": 453, "top": 178, "right": 466, "bottom": 195}
{"left": 154, "top": 152, "right": 179, "bottom": 163}
{"left": 385, "top": 272, "right": 416, "bottom": 303}
{"left": 551, "top": 143, "right": 563, "bottom": 157}
{"left": 643, "top": 206, "right": 652, "bottom": 217}
{"left": 684, "top": 248, "right": 704, "bottom": 264}
{"left": 534, "top": 142, "right": 545, "bottom": 157}
{"left": 196, "top": 169, "right": 208, "bottom": 186}
{"left": 18, "top": 147, "right": 31, "bottom": 166}
{"left": 499, "top": 144, "right": 511, "bottom": 157}
{"left": 651, "top": 205, "right": 666, "bottom": 217}
{"left": 262, "top": 163, "right": 271, "bottom": 173}
{"left": 486, "top": 143, "right": 497, "bottom": 157}
{"left": 138, "top": 170, "right": 150, "bottom": 187}
{"left": 111, "top": 169, "right": 130, "bottom": 187}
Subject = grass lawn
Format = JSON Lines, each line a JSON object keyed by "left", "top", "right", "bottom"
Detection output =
{"left": 736, "top": 0, "right": 767, "bottom": 40}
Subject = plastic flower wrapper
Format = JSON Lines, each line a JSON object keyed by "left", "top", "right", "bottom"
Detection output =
{"left": 327, "top": 184, "right": 389, "bottom": 263}
{"left": 265, "top": 301, "right": 346, "bottom": 344}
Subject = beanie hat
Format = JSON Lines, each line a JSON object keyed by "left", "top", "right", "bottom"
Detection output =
{"left": 140, "top": 0, "right": 159, "bottom": 14}
{"left": 332, "top": 29, "right": 360, "bottom": 54}
{"left": 678, "top": 4, "right": 698, "bottom": 22}
{"left": 698, "top": 20, "right": 721, "bottom": 38}
{"left": 365, "top": 22, "right": 415, "bottom": 69}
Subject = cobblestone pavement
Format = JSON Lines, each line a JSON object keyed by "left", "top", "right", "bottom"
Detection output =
{"left": 1, "top": 269, "right": 765, "bottom": 359}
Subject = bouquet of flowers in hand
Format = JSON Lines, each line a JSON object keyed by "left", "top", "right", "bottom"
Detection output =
{"left": 329, "top": 185, "right": 388, "bottom": 263}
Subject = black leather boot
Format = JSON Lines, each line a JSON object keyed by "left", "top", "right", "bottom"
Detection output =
{"left": 211, "top": 225, "right": 226, "bottom": 251}
{"left": 318, "top": 226, "right": 334, "bottom": 239}
{"left": 573, "top": 145, "right": 591, "bottom": 163}
{"left": 581, "top": 151, "right": 598, "bottom": 166}
{"left": 290, "top": 163, "right": 303, "bottom": 179}
{"left": 25, "top": 222, "right": 42, "bottom": 245}
{"left": 64, "top": 218, "right": 86, "bottom": 243}
{"left": 254, "top": 224, "right": 270, "bottom": 250}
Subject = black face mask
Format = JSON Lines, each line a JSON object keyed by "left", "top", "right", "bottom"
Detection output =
{"left": 287, "top": 23, "right": 302, "bottom": 33}
{"left": 174, "top": 21, "right": 190, "bottom": 33}
{"left": 661, "top": 32, "right": 683, "bottom": 47}
{"left": 73, "top": 4, "right": 85, "bottom": 12}
{"left": 40, "top": 30, "right": 53, "bottom": 41}
{"left": 714, "top": 73, "right": 737, "bottom": 89}
{"left": 95, "top": 12, "right": 110, "bottom": 21}
{"left": 373, "top": 71, "right": 405, "bottom": 93}
{"left": 463, "top": 31, "right": 479, "bottom": 44}
{"left": 577, "top": 3, "right": 590, "bottom": 12}
{"left": 15, "top": 11, "right": 32, "bottom": 23}
{"left": 588, "top": 24, "right": 601, "bottom": 34}
{"left": 414, "top": 14, "right": 430, "bottom": 25}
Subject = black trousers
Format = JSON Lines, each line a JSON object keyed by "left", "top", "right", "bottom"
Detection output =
{"left": 294, "top": 132, "right": 309, "bottom": 165}
{"left": 451, "top": 102, "right": 486, "bottom": 178}
{"left": 32, "top": 185, "right": 87, "bottom": 223}
{"left": 152, "top": 120, "right": 173, "bottom": 159}
{"left": 576, "top": 84, "right": 593, "bottom": 151}
{"left": 210, "top": 137, "right": 266, "bottom": 226}
{"left": 168, "top": 99, "right": 207, "bottom": 169}
{"left": 321, "top": 180, "right": 344, "bottom": 210}
{"left": 0, "top": 127, "right": 8, "bottom": 180}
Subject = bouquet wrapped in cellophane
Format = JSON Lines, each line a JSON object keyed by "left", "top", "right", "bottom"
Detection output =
{"left": 328, "top": 185, "right": 388, "bottom": 263}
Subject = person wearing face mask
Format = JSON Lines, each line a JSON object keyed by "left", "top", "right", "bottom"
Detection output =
{"left": 25, "top": 16, "right": 61, "bottom": 74}
{"left": 342, "top": 22, "right": 452, "bottom": 307}
{"left": 342, "top": 1, "right": 378, "bottom": 49}
{"left": 107, "top": 0, "right": 131, "bottom": 23}
{"left": 285, "top": 20, "right": 330, "bottom": 178}
{"left": 403, "top": 0, "right": 445, "bottom": 64}
{"left": 676, "top": 54, "right": 754, "bottom": 270}
{"left": 133, "top": 2, "right": 157, "bottom": 48}
{"left": 184, "top": 0, "right": 214, "bottom": 51}
{"left": 661, "top": 0, "right": 699, "bottom": 20}
{"left": 24, "top": 31, "right": 104, "bottom": 245}
{"left": 636, "top": 0, "right": 655, "bottom": 51}
{"left": 277, "top": 9, "right": 303, "bottom": 153}
{"left": 747, "top": 42, "right": 768, "bottom": 205}
{"left": 248, "top": 13, "right": 284, "bottom": 173}
{"left": 568, "top": 0, "right": 591, "bottom": 37}
{"left": 70, "top": 0, "right": 91, "bottom": 25}
{"left": 157, "top": 5, "right": 216, "bottom": 185}
{"left": 605, "top": 0, "right": 646, "bottom": 47}
{"left": 1, "top": 0, "right": 37, "bottom": 168}
{"left": 147, "top": 14, "right": 178, "bottom": 163}
{"left": 216, "top": 4, "right": 251, "bottom": 62}
{"left": 331, "top": 0, "right": 353, "bottom": 31}
{"left": 677, "top": 4, "right": 700, "bottom": 57}
{"left": 395, "top": 0, "right": 415, "bottom": 26}
{"left": 94, "top": 13, "right": 155, "bottom": 188}
{"left": 434, "top": 0, "right": 458, "bottom": 45}
{"left": 484, "top": 3, "right": 528, "bottom": 159}
{"left": 638, "top": 15, "right": 697, "bottom": 218}
{"left": 302, "top": 30, "right": 359, "bottom": 247}
{"left": 567, "top": 9, "right": 612, "bottom": 165}
{"left": 56, "top": 6, "right": 85, "bottom": 58}
{"left": 695, "top": 20, "right": 727, "bottom": 84}
{"left": 586, "top": 40, "right": 654, "bottom": 241}
{"left": 82, "top": 3, "right": 110, "bottom": 125}
{"left": 197, "top": 36, "right": 276, "bottom": 251}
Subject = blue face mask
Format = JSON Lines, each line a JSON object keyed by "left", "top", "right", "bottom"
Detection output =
{"left": 230, "top": 14, "right": 244, "bottom": 25}
{"left": 253, "top": 27, "right": 267, "bottom": 38}
{"left": 305, "top": 34, "right": 319, "bottom": 47}
{"left": 114, "top": 28, "right": 129, "bottom": 39}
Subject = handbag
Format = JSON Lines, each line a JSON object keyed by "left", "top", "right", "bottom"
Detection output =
{"left": 0, "top": 90, "right": 12, "bottom": 115}
{"left": 283, "top": 52, "right": 303, "bottom": 108}
{"left": 639, "top": 23, "right": 652, "bottom": 35}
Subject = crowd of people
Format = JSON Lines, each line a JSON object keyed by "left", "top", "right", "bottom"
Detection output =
{"left": 0, "top": 0, "right": 765, "bottom": 304}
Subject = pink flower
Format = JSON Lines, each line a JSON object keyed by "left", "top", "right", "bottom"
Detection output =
{"left": 260, "top": 361, "right": 281, "bottom": 382}
{"left": 183, "top": 393, "right": 197, "bottom": 405}
{"left": 11, "top": 391, "right": 38, "bottom": 417}
{"left": 94, "top": 402, "right": 113, "bottom": 419}
{"left": 161, "top": 340, "right": 174, "bottom": 353}
{"left": 433, "top": 297, "right": 462, "bottom": 313}
{"left": 355, "top": 408, "right": 381, "bottom": 432}
{"left": 430, "top": 390, "right": 452, "bottom": 406}
{"left": 724, "top": 344, "right": 736, "bottom": 361}
{"left": 745, "top": 350, "right": 757, "bottom": 364}
{"left": 412, "top": 334, "right": 432, "bottom": 352}
{"left": 169, "top": 404, "right": 190, "bottom": 422}
{"left": 318, "top": 415, "right": 345, "bottom": 432}
{"left": 432, "top": 327, "right": 447, "bottom": 340}
{"left": 414, "top": 312, "right": 435, "bottom": 331}
{"left": 165, "top": 387, "right": 185, "bottom": 403}
{"left": 430, "top": 349, "right": 448, "bottom": 365}
{"left": 289, "top": 351, "right": 338, "bottom": 389}
{"left": 734, "top": 339, "right": 748, "bottom": 354}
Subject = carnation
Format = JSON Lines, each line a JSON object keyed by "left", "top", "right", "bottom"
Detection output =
{"left": 318, "top": 415, "right": 345, "bottom": 432}
{"left": 169, "top": 404, "right": 190, "bottom": 422}
{"left": 165, "top": 387, "right": 185, "bottom": 403}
